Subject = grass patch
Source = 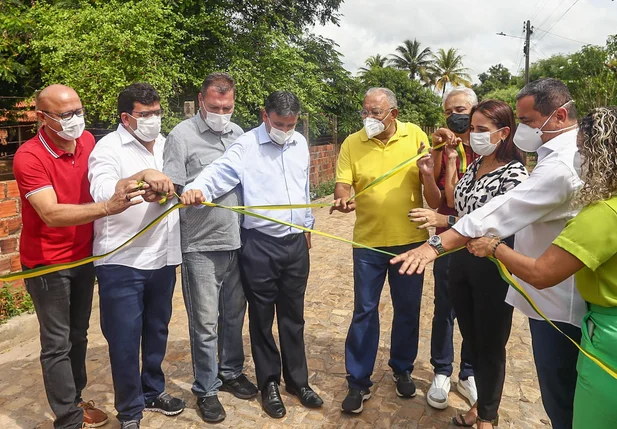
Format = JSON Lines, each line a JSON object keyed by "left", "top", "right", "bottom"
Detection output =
{"left": 0, "top": 283, "right": 34, "bottom": 324}
{"left": 310, "top": 179, "right": 336, "bottom": 200}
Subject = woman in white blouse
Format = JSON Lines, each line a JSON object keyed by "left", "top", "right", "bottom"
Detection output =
{"left": 411, "top": 100, "right": 528, "bottom": 428}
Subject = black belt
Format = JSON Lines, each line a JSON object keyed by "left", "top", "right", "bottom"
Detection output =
{"left": 241, "top": 228, "right": 302, "bottom": 243}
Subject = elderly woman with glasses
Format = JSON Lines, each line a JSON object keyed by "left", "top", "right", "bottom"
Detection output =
{"left": 467, "top": 106, "right": 617, "bottom": 429}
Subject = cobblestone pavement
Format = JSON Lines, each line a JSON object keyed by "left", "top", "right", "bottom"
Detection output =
{"left": 0, "top": 205, "right": 551, "bottom": 429}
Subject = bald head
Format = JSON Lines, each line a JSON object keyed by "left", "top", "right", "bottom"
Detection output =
{"left": 36, "top": 84, "right": 85, "bottom": 142}
{"left": 37, "top": 84, "right": 82, "bottom": 112}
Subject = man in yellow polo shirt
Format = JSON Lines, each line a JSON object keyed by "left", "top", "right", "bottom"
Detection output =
{"left": 331, "top": 87, "right": 440, "bottom": 414}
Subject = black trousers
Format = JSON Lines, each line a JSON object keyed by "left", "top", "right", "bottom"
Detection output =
{"left": 239, "top": 228, "right": 310, "bottom": 391}
{"left": 24, "top": 263, "right": 95, "bottom": 429}
{"left": 449, "top": 244, "right": 514, "bottom": 421}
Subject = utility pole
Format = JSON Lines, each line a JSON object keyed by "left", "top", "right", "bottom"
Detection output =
{"left": 524, "top": 20, "right": 533, "bottom": 85}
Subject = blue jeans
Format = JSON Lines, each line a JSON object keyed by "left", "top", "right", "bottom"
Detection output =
{"left": 431, "top": 253, "right": 474, "bottom": 379}
{"left": 345, "top": 243, "right": 424, "bottom": 389}
{"left": 181, "top": 251, "right": 247, "bottom": 398}
{"left": 529, "top": 318, "right": 581, "bottom": 429}
{"left": 97, "top": 264, "right": 177, "bottom": 422}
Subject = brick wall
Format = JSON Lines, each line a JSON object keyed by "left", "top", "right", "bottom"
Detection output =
{"left": 0, "top": 180, "right": 23, "bottom": 289}
{"left": 309, "top": 144, "right": 340, "bottom": 186}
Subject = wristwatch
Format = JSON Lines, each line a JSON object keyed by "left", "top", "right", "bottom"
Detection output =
{"left": 427, "top": 235, "right": 446, "bottom": 255}
{"left": 447, "top": 215, "right": 457, "bottom": 227}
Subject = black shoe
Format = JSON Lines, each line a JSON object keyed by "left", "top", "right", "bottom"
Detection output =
{"left": 341, "top": 388, "right": 371, "bottom": 414}
{"left": 120, "top": 420, "right": 140, "bottom": 429}
{"left": 197, "top": 395, "right": 226, "bottom": 423}
{"left": 392, "top": 372, "right": 417, "bottom": 398}
{"left": 285, "top": 385, "right": 324, "bottom": 408}
{"left": 144, "top": 392, "right": 186, "bottom": 416}
{"left": 219, "top": 374, "right": 258, "bottom": 399}
{"left": 261, "top": 381, "right": 286, "bottom": 419}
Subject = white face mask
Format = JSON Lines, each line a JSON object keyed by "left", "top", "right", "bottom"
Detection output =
{"left": 268, "top": 118, "right": 295, "bottom": 145}
{"left": 469, "top": 128, "right": 504, "bottom": 156}
{"left": 202, "top": 102, "right": 232, "bottom": 133}
{"left": 128, "top": 114, "right": 161, "bottom": 142}
{"left": 363, "top": 111, "right": 392, "bottom": 139}
{"left": 45, "top": 113, "right": 86, "bottom": 141}
{"left": 513, "top": 100, "right": 577, "bottom": 152}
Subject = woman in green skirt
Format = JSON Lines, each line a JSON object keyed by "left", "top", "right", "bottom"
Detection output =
{"left": 467, "top": 106, "right": 617, "bottom": 428}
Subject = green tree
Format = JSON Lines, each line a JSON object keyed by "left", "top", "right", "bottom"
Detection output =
{"left": 427, "top": 48, "right": 472, "bottom": 96}
{"left": 31, "top": 0, "right": 190, "bottom": 130}
{"left": 0, "top": 0, "right": 41, "bottom": 116}
{"left": 388, "top": 39, "right": 433, "bottom": 80}
{"left": 358, "top": 54, "right": 389, "bottom": 75}
{"left": 482, "top": 86, "right": 519, "bottom": 111}
{"left": 298, "top": 35, "right": 362, "bottom": 136}
{"left": 525, "top": 38, "right": 617, "bottom": 115}
{"left": 360, "top": 67, "right": 443, "bottom": 127}
{"left": 473, "top": 64, "right": 516, "bottom": 99}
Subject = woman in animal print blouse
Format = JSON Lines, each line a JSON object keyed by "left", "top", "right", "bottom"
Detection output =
{"left": 412, "top": 100, "right": 528, "bottom": 428}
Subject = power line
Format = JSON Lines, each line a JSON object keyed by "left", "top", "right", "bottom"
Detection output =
{"left": 534, "top": 27, "right": 592, "bottom": 45}
{"left": 496, "top": 26, "right": 526, "bottom": 75}
{"left": 537, "top": 0, "right": 569, "bottom": 29}
{"left": 536, "top": 0, "right": 581, "bottom": 43}
{"left": 530, "top": 43, "right": 549, "bottom": 59}
{"left": 530, "top": 0, "right": 551, "bottom": 22}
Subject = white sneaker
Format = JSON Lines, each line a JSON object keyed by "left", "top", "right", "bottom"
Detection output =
{"left": 426, "top": 374, "right": 451, "bottom": 410}
{"left": 457, "top": 376, "right": 478, "bottom": 406}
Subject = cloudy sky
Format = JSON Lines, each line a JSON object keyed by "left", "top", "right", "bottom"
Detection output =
{"left": 313, "top": 0, "right": 617, "bottom": 82}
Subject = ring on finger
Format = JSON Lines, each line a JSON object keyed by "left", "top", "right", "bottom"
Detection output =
{"left": 125, "top": 194, "right": 131, "bottom": 202}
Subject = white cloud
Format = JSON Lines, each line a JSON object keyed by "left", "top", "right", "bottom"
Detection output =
{"left": 313, "top": 0, "right": 617, "bottom": 81}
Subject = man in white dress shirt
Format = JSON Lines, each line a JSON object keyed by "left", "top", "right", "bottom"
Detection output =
{"left": 391, "top": 78, "right": 585, "bottom": 429}
{"left": 88, "top": 83, "right": 185, "bottom": 429}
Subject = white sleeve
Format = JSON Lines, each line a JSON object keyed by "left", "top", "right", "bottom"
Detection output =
{"left": 453, "top": 159, "right": 577, "bottom": 238}
{"left": 88, "top": 141, "right": 121, "bottom": 203}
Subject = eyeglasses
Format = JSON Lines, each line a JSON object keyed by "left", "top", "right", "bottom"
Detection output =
{"left": 131, "top": 109, "right": 162, "bottom": 118}
{"left": 359, "top": 108, "right": 393, "bottom": 118}
{"left": 41, "top": 108, "right": 86, "bottom": 121}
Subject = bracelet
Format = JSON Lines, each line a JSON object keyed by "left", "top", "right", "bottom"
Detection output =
{"left": 486, "top": 236, "right": 499, "bottom": 251}
{"left": 104, "top": 201, "right": 110, "bottom": 216}
{"left": 491, "top": 239, "right": 504, "bottom": 257}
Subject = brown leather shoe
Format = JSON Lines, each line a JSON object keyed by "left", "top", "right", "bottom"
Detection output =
{"left": 79, "top": 401, "right": 109, "bottom": 428}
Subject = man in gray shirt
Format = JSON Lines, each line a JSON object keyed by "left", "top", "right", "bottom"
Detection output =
{"left": 163, "top": 73, "right": 257, "bottom": 423}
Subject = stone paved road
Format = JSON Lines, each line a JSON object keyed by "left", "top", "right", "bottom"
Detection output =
{"left": 0, "top": 204, "right": 550, "bottom": 428}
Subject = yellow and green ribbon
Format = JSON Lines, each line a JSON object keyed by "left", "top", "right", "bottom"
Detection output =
{"left": 5, "top": 143, "right": 616, "bottom": 380}
{"left": 456, "top": 141, "right": 468, "bottom": 174}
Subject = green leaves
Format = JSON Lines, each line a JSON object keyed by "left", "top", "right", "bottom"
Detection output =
{"left": 359, "top": 67, "right": 443, "bottom": 127}
{"left": 525, "top": 40, "right": 617, "bottom": 115}
{"left": 31, "top": 0, "right": 190, "bottom": 128}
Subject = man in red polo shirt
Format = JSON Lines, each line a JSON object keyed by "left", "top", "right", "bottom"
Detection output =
{"left": 13, "top": 84, "right": 153, "bottom": 429}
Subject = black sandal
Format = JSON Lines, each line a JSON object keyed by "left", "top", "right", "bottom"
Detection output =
{"left": 452, "top": 414, "right": 474, "bottom": 427}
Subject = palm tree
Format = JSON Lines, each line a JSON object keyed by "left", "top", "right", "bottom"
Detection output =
{"left": 427, "top": 48, "right": 473, "bottom": 96}
{"left": 388, "top": 39, "right": 433, "bottom": 80}
{"left": 358, "top": 54, "right": 389, "bottom": 75}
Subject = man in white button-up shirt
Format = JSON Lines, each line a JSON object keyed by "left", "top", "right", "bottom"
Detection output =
{"left": 391, "top": 78, "right": 584, "bottom": 429}
{"left": 88, "top": 83, "right": 183, "bottom": 429}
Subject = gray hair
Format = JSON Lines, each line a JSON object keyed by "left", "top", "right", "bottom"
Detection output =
{"left": 365, "top": 87, "right": 398, "bottom": 108}
{"left": 516, "top": 78, "right": 577, "bottom": 120}
{"left": 442, "top": 87, "right": 478, "bottom": 109}
{"left": 264, "top": 90, "right": 301, "bottom": 117}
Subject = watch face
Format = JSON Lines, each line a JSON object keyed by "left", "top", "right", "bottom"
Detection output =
{"left": 428, "top": 235, "right": 441, "bottom": 246}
